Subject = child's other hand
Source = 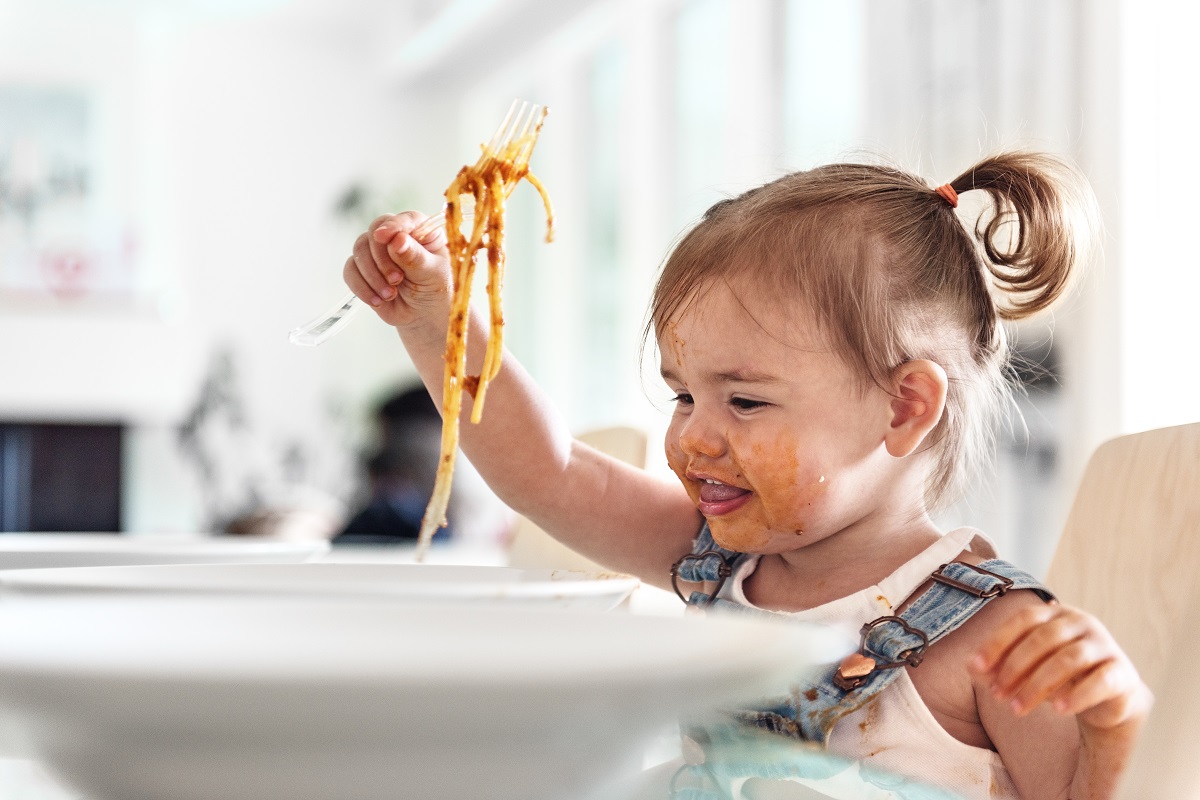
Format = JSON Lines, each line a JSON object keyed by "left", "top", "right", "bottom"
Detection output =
{"left": 969, "top": 602, "right": 1153, "bottom": 735}
{"left": 343, "top": 212, "right": 451, "bottom": 330}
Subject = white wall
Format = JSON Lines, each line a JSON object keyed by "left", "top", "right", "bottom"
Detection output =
{"left": 0, "top": 5, "right": 198, "bottom": 424}
{"left": 1, "top": 1, "right": 453, "bottom": 532}
{"left": 1117, "top": 0, "right": 1200, "bottom": 435}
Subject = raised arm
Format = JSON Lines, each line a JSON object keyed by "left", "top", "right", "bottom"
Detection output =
{"left": 343, "top": 212, "right": 701, "bottom": 586}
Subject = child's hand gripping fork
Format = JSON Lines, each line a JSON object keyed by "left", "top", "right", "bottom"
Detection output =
{"left": 288, "top": 99, "right": 544, "bottom": 347}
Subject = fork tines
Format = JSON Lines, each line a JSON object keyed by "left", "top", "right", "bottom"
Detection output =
{"left": 481, "top": 99, "right": 542, "bottom": 162}
{"left": 484, "top": 99, "right": 523, "bottom": 153}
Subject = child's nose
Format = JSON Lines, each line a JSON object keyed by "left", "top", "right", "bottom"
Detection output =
{"left": 677, "top": 410, "right": 726, "bottom": 458}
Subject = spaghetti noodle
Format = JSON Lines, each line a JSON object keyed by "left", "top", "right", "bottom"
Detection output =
{"left": 415, "top": 107, "right": 554, "bottom": 558}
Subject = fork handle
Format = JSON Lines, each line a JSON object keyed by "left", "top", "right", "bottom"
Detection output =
{"left": 288, "top": 290, "right": 365, "bottom": 347}
{"left": 288, "top": 211, "right": 449, "bottom": 347}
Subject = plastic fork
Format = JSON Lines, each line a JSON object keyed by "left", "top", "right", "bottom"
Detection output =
{"left": 288, "top": 99, "right": 543, "bottom": 347}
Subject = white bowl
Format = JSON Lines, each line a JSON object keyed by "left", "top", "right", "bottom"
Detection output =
{"left": 0, "top": 597, "right": 851, "bottom": 800}
{"left": 0, "top": 563, "right": 640, "bottom": 610}
{"left": 320, "top": 541, "right": 508, "bottom": 566}
{"left": 0, "top": 534, "right": 328, "bottom": 570}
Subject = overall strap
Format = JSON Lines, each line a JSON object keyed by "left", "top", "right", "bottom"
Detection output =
{"left": 833, "top": 560, "right": 1055, "bottom": 693}
{"left": 670, "top": 522, "right": 748, "bottom": 605}
{"left": 715, "top": 559, "right": 1055, "bottom": 744}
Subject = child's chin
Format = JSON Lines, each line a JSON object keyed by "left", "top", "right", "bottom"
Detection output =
{"left": 709, "top": 520, "right": 809, "bottom": 554}
{"left": 708, "top": 522, "right": 772, "bottom": 553}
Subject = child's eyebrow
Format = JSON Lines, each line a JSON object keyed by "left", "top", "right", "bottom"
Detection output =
{"left": 659, "top": 367, "right": 783, "bottom": 385}
{"left": 712, "top": 368, "right": 784, "bottom": 385}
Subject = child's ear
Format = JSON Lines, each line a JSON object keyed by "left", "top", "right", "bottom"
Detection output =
{"left": 885, "top": 360, "right": 948, "bottom": 458}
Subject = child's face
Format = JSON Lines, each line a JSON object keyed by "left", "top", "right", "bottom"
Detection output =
{"left": 658, "top": 280, "right": 895, "bottom": 554}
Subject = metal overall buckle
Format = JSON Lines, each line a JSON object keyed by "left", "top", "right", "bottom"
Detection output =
{"left": 832, "top": 615, "right": 930, "bottom": 692}
{"left": 931, "top": 561, "right": 1014, "bottom": 598}
{"left": 670, "top": 550, "right": 733, "bottom": 608}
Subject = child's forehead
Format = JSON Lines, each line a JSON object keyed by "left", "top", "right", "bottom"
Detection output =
{"left": 665, "top": 277, "right": 810, "bottom": 325}
{"left": 655, "top": 279, "right": 827, "bottom": 353}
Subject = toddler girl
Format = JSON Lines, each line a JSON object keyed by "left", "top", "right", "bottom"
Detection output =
{"left": 343, "top": 151, "right": 1151, "bottom": 798}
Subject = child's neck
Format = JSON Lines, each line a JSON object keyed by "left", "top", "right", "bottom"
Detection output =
{"left": 742, "top": 513, "right": 944, "bottom": 613}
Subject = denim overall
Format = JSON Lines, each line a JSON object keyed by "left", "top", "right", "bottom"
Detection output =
{"left": 667, "top": 523, "right": 1055, "bottom": 800}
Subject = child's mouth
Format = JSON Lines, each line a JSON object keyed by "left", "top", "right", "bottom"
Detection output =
{"left": 697, "top": 479, "right": 751, "bottom": 516}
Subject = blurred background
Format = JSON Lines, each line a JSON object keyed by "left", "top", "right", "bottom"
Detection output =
{"left": 0, "top": 0, "right": 1195, "bottom": 576}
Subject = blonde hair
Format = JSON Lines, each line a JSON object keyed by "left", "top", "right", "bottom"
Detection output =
{"left": 648, "top": 152, "right": 1098, "bottom": 509}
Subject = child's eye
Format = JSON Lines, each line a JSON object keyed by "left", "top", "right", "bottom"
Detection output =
{"left": 672, "top": 393, "right": 694, "bottom": 406}
{"left": 730, "top": 397, "right": 767, "bottom": 410}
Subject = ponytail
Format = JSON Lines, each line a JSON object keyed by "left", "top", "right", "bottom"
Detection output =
{"left": 948, "top": 152, "right": 1099, "bottom": 321}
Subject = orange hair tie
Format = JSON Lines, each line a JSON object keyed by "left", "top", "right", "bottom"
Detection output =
{"left": 935, "top": 183, "right": 959, "bottom": 208}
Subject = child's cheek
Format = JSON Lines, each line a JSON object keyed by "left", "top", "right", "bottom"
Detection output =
{"left": 709, "top": 435, "right": 829, "bottom": 552}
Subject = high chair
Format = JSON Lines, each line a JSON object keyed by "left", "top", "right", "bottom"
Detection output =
{"left": 1116, "top": 572, "right": 1200, "bottom": 798}
{"left": 505, "top": 425, "right": 648, "bottom": 573}
{"left": 1043, "top": 422, "right": 1200, "bottom": 798}
{"left": 1045, "top": 421, "right": 1200, "bottom": 692}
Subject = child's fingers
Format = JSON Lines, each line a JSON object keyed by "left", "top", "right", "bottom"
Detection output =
{"left": 364, "top": 213, "right": 420, "bottom": 286}
{"left": 971, "top": 600, "right": 1151, "bottom": 726}
{"left": 988, "top": 610, "right": 1093, "bottom": 697}
{"left": 415, "top": 223, "right": 448, "bottom": 252}
{"left": 971, "top": 603, "right": 1065, "bottom": 675}
{"left": 366, "top": 232, "right": 405, "bottom": 289}
{"left": 382, "top": 230, "right": 449, "bottom": 286}
{"left": 1050, "top": 659, "right": 1117, "bottom": 716}
{"left": 350, "top": 233, "right": 398, "bottom": 303}
{"left": 366, "top": 213, "right": 449, "bottom": 285}
{"left": 370, "top": 211, "right": 432, "bottom": 247}
{"left": 1053, "top": 658, "right": 1150, "bottom": 729}
{"left": 343, "top": 254, "right": 384, "bottom": 308}
{"left": 369, "top": 212, "right": 409, "bottom": 241}
{"left": 1004, "top": 637, "right": 1104, "bottom": 715}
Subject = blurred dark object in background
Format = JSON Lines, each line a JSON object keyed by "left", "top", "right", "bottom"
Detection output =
{"left": 333, "top": 384, "right": 451, "bottom": 546}
{"left": 0, "top": 422, "right": 122, "bottom": 533}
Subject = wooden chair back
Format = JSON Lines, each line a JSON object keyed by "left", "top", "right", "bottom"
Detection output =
{"left": 1045, "top": 422, "right": 1200, "bottom": 694}
{"left": 1044, "top": 423, "right": 1200, "bottom": 797}
{"left": 1116, "top": 572, "right": 1200, "bottom": 798}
